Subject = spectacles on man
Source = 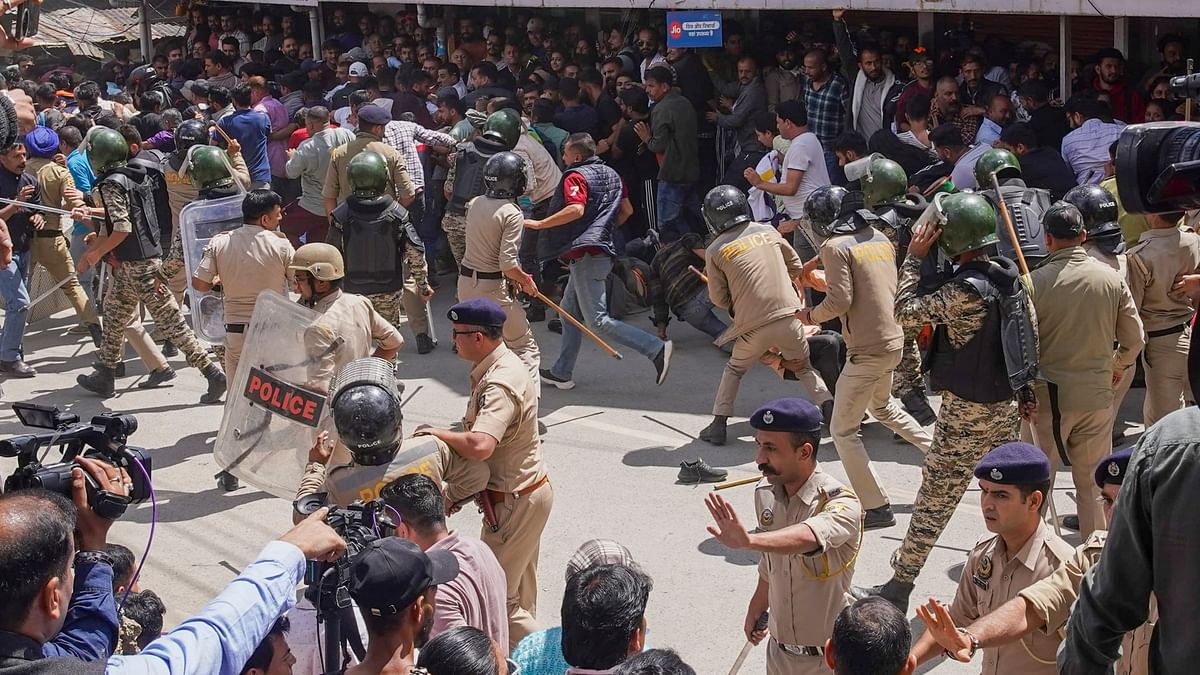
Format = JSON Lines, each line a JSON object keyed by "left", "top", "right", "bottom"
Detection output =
{"left": 452, "top": 329, "right": 483, "bottom": 338}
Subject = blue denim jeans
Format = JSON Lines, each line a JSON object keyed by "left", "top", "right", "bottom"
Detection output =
{"left": 550, "top": 253, "right": 665, "bottom": 379}
{"left": 69, "top": 230, "right": 96, "bottom": 305}
{"left": 676, "top": 289, "right": 727, "bottom": 340}
{"left": 655, "top": 181, "right": 697, "bottom": 243}
{"left": 0, "top": 249, "right": 31, "bottom": 361}
{"left": 824, "top": 149, "right": 847, "bottom": 187}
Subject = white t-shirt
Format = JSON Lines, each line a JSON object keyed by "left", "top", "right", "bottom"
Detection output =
{"left": 778, "top": 131, "right": 830, "bottom": 218}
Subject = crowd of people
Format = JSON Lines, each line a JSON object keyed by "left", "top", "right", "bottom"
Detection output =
{"left": 0, "top": 2, "right": 1198, "bottom": 675}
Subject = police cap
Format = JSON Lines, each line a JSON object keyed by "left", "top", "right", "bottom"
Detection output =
{"left": 749, "top": 398, "right": 822, "bottom": 434}
{"left": 1094, "top": 447, "right": 1133, "bottom": 487}
{"left": 447, "top": 297, "right": 506, "bottom": 328}
{"left": 357, "top": 104, "right": 391, "bottom": 126}
{"left": 974, "top": 442, "right": 1051, "bottom": 485}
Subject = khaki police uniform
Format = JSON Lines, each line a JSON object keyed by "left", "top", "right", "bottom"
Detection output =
{"left": 194, "top": 224, "right": 294, "bottom": 382}
{"left": 809, "top": 227, "right": 933, "bottom": 511}
{"left": 322, "top": 131, "right": 417, "bottom": 206}
{"left": 1083, "top": 242, "right": 1138, "bottom": 438}
{"left": 706, "top": 221, "right": 833, "bottom": 417}
{"left": 754, "top": 467, "right": 862, "bottom": 675}
{"left": 462, "top": 342, "right": 550, "bottom": 650}
{"left": 1029, "top": 247, "right": 1143, "bottom": 536}
{"left": 459, "top": 195, "right": 540, "bottom": 382}
{"left": 1126, "top": 227, "right": 1200, "bottom": 426}
{"left": 27, "top": 157, "right": 99, "bottom": 328}
{"left": 1019, "top": 530, "right": 1156, "bottom": 675}
{"left": 949, "top": 519, "right": 1074, "bottom": 675}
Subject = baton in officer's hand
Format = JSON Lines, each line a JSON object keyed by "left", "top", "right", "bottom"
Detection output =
{"left": 729, "top": 611, "right": 769, "bottom": 675}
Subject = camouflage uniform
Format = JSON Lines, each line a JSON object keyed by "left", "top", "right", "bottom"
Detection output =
{"left": 442, "top": 155, "right": 469, "bottom": 265}
{"left": 888, "top": 254, "right": 1021, "bottom": 583}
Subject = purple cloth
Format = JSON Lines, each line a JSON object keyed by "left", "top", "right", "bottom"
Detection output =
{"left": 254, "top": 95, "right": 290, "bottom": 178}
{"left": 427, "top": 531, "right": 509, "bottom": 650}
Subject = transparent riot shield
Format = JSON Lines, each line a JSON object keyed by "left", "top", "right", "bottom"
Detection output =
{"left": 180, "top": 193, "right": 244, "bottom": 343}
{"left": 214, "top": 289, "right": 341, "bottom": 499}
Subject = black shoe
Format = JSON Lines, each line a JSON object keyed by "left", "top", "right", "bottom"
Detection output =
{"left": 201, "top": 369, "right": 227, "bottom": 404}
{"left": 548, "top": 317, "right": 562, "bottom": 334}
{"left": 526, "top": 304, "right": 546, "bottom": 322}
{"left": 652, "top": 341, "right": 673, "bottom": 385}
{"left": 215, "top": 470, "right": 240, "bottom": 492}
{"left": 851, "top": 578, "right": 916, "bottom": 613}
{"left": 1112, "top": 427, "right": 1125, "bottom": 446}
{"left": 93, "top": 360, "right": 126, "bottom": 378}
{"left": 1062, "top": 515, "right": 1080, "bottom": 531}
{"left": 539, "top": 368, "right": 575, "bottom": 390}
{"left": 678, "top": 459, "right": 728, "bottom": 484}
{"left": 864, "top": 504, "right": 897, "bottom": 529}
{"left": 820, "top": 400, "right": 835, "bottom": 436}
{"left": 161, "top": 340, "right": 178, "bottom": 358}
{"left": 901, "top": 391, "right": 937, "bottom": 426}
{"left": 699, "top": 417, "right": 728, "bottom": 445}
{"left": 0, "top": 359, "right": 36, "bottom": 378}
{"left": 87, "top": 323, "right": 104, "bottom": 348}
{"left": 137, "top": 366, "right": 176, "bottom": 389}
{"left": 416, "top": 333, "right": 437, "bottom": 354}
{"left": 77, "top": 366, "right": 115, "bottom": 397}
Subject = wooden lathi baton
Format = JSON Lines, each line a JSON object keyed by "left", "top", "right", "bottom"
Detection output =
{"left": 728, "top": 611, "right": 769, "bottom": 675}
{"left": 688, "top": 265, "right": 709, "bottom": 283}
{"left": 210, "top": 122, "right": 235, "bottom": 146}
{"left": 712, "top": 475, "right": 761, "bottom": 491}
{"left": 532, "top": 290, "right": 623, "bottom": 360}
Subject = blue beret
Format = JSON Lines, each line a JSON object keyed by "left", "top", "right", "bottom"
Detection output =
{"left": 974, "top": 442, "right": 1051, "bottom": 485}
{"left": 447, "top": 297, "right": 506, "bottom": 328}
{"left": 749, "top": 398, "right": 822, "bottom": 434}
{"left": 25, "top": 127, "right": 59, "bottom": 159}
{"left": 357, "top": 104, "right": 391, "bottom": 126}
{"left": 1094, "top": 447, "right": 1132, "bottom": 487}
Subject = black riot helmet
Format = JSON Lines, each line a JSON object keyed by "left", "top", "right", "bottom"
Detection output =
{"left": 329, "top": 357, "right": 404, "bottom": 466}
{"left": 483, "top": 151, "right": 527, "bottom": 199}
{"left": 805, "top": 185, "right": 852, "bottom": 238}
{"left": 175, "top": 119, "right": 208, "bottom": 153}
{"left": 1062, "top": 184, "right": 1124, "bottom": 254}
{"left": 702, "top": 185, "right": 753, "bottom": 235}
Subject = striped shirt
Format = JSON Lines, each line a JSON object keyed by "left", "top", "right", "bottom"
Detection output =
{"left": 1061, "top": 118, "right": 1126, "bottom": 186}
{"left": 381, "top": 120, "right": 458, "bottom": 190}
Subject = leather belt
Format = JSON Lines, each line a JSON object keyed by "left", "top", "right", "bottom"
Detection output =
{"left": 224, "top": 323, "right": 246, "bottom": 333}
{"left": 486, "top": 475, "right": 549, "bottom": 504}
{"left": 460, "top": 265, "right": 504, "bottom": 280}
{"left": 1147, "top": 323, "right": 1188, "bottom": 339}
{"left": 777, "top": 643, "right": 825, "bottom": 657}
{"left": 34, "top": 230, "right": 63, "bottom": 238}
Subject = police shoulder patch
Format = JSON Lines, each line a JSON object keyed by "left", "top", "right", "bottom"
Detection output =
{"left": 759, "top": 508, "right": 774, "bottom": 526}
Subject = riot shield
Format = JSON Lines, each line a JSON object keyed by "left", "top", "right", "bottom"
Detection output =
{"left": 214, "top": 289, "right": 341, "bottom": 498}
{"left": 180, "top": 193, "right": 244, "bottom": 343}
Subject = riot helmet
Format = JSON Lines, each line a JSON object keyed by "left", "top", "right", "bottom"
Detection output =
{"left": 481, "top": 109, "right": 522, "bottom": 149}
{"left": 186, "top": 145, "right": 235, "bottom": 192}
{"left": 347, "top": 151, "right": 389, "bottom": 199}
{"left": 845, "top": 154, "right": 908, "bottom": 209}
{"left": 175, "top": 119, "right": 209, "bottom": 153}
{"left": 937, "top": 192, "right": 999, "bottom": 258}
{"left": 86, "top": 127, "right": 129, "bottom": 175}
{"left": 974, "top": 148, "right": 1022, "bottom": 188}
{"left": 702, "top": 185, "right": 753, "bottom": 235}
{"left": 804, "top": 185, "right": 850, "bottom": 238}
{"left": 483, "top": 151, "right": 527, "bottom": 199}
{"left": 330, "top": 357, "right": 404, "bottom": 466}
{"left": 290, "top": 243, "right": 345, "bottom": 281}
{"left": 1062, "top": 184, "right": 1123, "bottom": 253}
{"left": 450, "top": 119, "right": 475, "bottom": 143}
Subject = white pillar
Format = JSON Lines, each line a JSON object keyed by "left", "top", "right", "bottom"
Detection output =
{"left": 1059, "top": 15, "right": 1072, "bottom": 100}
{"left": 139, "top": 0, "right": 152, "bottom": 60}
{"left": 1113, "top": 17, "right": 1129, "bottom": 56}
{"left": 309, "top": 6, "right": 322, "bottom": 53}
{"left": 917, "top": 11, "right": 934, "bottom": 48}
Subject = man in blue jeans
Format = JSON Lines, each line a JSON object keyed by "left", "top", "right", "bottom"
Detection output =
{"left": 525, "top": 133, "right": 672, "bottom": 389}
{"left": 634, "top": 66, "right": 699, "bottom": 243}
{"left": 0, "top": 143, "right": 42, "bottom": 377}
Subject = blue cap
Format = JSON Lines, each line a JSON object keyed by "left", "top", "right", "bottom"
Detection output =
{"left": 975, "top": 442, "right": 1051, "bottom": 485}
{"left": 300, "top": 58, "right": 320, "bottom": 73}
{"left": 357, "top": 104, "right": 391, "bottom": 126}
{"left": 1094, "top": 447, "right": 1133, "bottom": 487}
{"left": 25, "top": 127, "right": 59, "bottom": 158}
{"left": 447, "top": 297, "right": 506, "bottom": 328}
{"left": 749, "top": 398, "right": 823, "bottom": 434}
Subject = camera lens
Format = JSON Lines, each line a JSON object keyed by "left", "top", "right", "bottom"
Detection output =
{"left": 1115, "top": 122, "right": 1200, "bottom": 214}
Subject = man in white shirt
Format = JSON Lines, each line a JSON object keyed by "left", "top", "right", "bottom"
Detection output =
{"left": 743, "top": 99, "right": 830, "bottom": 230}
{"left": 636, "top": 28, "right": 666, "bottom": 83}
{"left": 931, "top": 123, "right": 991, "bottom": 191}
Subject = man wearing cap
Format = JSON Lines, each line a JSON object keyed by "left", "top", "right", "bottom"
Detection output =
{"left": 345, "top": 538, "right": 460, "bottom": 674}
{"left": 323, "top": 104, "right": 416, "bottom": 216}
{"left": 908, "top": 442, "right": 1072, "bottom": 674}
{"left": 416, "top": 297, "right": 549, "bottom": 649}
{"left": 705, "top": 398, "right": 862, "bottom": 675}
{"left": 1028, "top": 202, "right": 1143, "bottom": 536}
{"left": 912, "top": 447, "right": 1155, "bottom": 675}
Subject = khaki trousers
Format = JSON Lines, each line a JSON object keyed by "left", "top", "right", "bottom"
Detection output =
{"left": 224, "top": 331, "right": 246, "bottom": 385}
{"left": 713, "top": 316, "right": 832, "bottom": 417}
{"left": 1109, "top": 357, "right": 1136, "bottom": 437}
{"left": 1142, "top": 325, "right": 1191, "bottom": 427}
{"left": 123, "top": 307, "right": 167, "bottom": 371}
{"left": 482, "top": 481, "right": 553, "bottom": 651}
{"left": 1031, "top": 382, "right": 1111, "bottom": 537}
{"left": 457, "top": 275, "right": 540, "bottom": 384}
{"left": 30, "top": 234, "right": 98, "bottom": 324}
{"left": 765, "top": 638, "right": 827, "bottom": 675}
{"left": 830, "top": 349, "right": 933, "bottom": 510}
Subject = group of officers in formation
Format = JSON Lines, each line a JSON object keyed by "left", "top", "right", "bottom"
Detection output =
{"left": 41, "top": 73, "right": 1198, "bottom": 672}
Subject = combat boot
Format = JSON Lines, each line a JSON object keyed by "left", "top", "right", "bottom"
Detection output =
{"left": 864, "top": 504, "right": 897, "bottom": 529}
{"left": 416, "top": 334, "right": 437, "bottom": 354}
{"left": 161, "top": 340, "right": 178, "bottom": 358}
{"left": 200, "top": 369, "right": 227, "bottom": 404}
{"left": 851, "top": 578, "right": 915, "bottom": 613}
{"left": 77, "top": 366, "right": 116, "bottom": 397}
{"left": 92, "top": 360, "right": 126, "bottom": 378}
{"left": 699, "top": 416, "right": 728, "bottom": 445}
{"left": 137, "top": 366, "right": 176, "bottom": 389}
{"left": 902, "top": 391, "right": 937, "bottom": 426}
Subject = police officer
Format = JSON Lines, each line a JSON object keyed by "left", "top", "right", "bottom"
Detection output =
{"left": 1028, "top": 202, "right": 1143, "bottom": 536}
{"left": 975, "top": 148, "right": 1051, "bottom": 266}
{"left": 442, "top": 110, "right": 523, "bottom": 266}
{"left": 854, "top": 192, "right": 1035, "bottom": 611}
{"left": 704, "top": 398, "right": 861, "bottom": 675}
{"left": 191, "top": 189, "right": 294, "bottom": 383}
{"left": 75, "top": 127, "right": 227, "bottom": 402}
{"left": 458, "top": 151, "right": 540, "bottom": 381}
{"left": 913, "top": 447, "right": 1155, "bottom": 675}
{"left": 294, "top": 357, "right": 488, "bottom": 510}
{"left": 323, "top": 104, "right": 417, "bottom": 215}
{"left": 801, "top": 186, "right": 933, "bottom": 530}
{"left": 698, "top": 185, "right": 833, "bottom": 446}
{"left": 328, "top": 150, "right": 436, "bottom": 355}
{"left": 908, "top": 442, "right": 1074, "bottom": 674}
{"left": 415, "top": 298, "right": 549, "bottom": 649}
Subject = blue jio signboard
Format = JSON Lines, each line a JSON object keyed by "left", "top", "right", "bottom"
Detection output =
{"left": 666, "top": 11, "right": 723, "bottom": 49}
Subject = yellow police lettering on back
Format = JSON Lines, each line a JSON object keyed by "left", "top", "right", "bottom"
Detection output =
{"left": 721, "top": 232, "right": 772, "bottom": 262}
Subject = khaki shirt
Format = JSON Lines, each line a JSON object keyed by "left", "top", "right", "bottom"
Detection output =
{"left": 706, "top": 221, "right": 806, "bottom": 346}
{"left": 1019, "top": 530, "right": 1156, "bottom": 675}
{"left": 753, "top": 467, "right": 861, "bottom": 647}
{"left": 1030, "top": 247, "right": 1144, "bottom": 411}
{"left": 322, "top": 131, "right": 416, "bottom": 206}
{"left": 164, "top": 150, "right": 251, "bottom": 223}
{"left": 303, "top": 289, "right": 404, "bottom": 392}
{"left": 809, "top": 227, "right": 904, "bottom": 354}
{"left": 949, "top": 520, "right": 1074, "bottom": 675}
{"left": 195, "top": 224, "right": 294, "bottom": 323}
{"left": 463, "top": 196, "right": 524, "bottom": 273}
{"left": 1083, "top": 241, "right": 1127, "bottom": 278}
{"left": 1126, "top": 227, "right": 1200, "bottom": 332}
{"left": 465, "top": 343, "right": 542, "bottom": 492}
{"left": 28, "top": 158, "right": 83, "bottom": 231}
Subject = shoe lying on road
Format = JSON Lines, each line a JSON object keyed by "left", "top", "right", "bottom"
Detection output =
{"left": 678, "top": 459, "right": 728, "bottom": 484}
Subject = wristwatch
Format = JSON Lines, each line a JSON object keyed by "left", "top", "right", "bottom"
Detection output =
{"left": 75, "top": 550, "right": 114, "bottom": 567}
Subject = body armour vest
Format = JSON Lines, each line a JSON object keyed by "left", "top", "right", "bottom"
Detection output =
{"left": 130, "top": 152, "right": 174, "bottom": 248}
{"left": 98, "top": 168, "right": 163, "bottom": 262}
{"left": 334, "top": 195, "right": 409, "bottom": 295}
{"left": 539, "top": 158, "right": 624, "bottom": 263}
{"left": 447, "top": 138, "right": 506, "bottom": 215}
{"left": 927, "top": 262, "right": 1013, "bottom": 404}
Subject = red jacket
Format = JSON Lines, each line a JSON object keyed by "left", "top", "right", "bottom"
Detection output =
{"left": 1093, "top": 78, "right": 1144, "bottom": 124}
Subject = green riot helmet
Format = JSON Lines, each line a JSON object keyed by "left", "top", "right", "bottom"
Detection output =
{"left": 853, "top": 156, "right": 908, "bottom": 208}
{"left": 804, "top": 185, "right": 850, "bottom": 238}
{"left": 481, "top": 109, "right": 522, "bottom": 149}
{"left": 974, "top": 148, "right": 1022, "bottom": 188}
{"left": 175, "top": 119, "right": 209, "bottom": 153}
{"left": 450, "top": 119, "right": 475, "bottom": 143}
{"left": 702, "top": 184, "right": 753, "bottom": 235}
{"left": 937, "top": 192, "right": 999, "bottom": 258}
{"left": 347, "top": 151, "right": 389, "bottom": 199}
{"left": 483, "top": 151, "right": 527, "bottom": 199}
{"left": 187, "top": 145, "right": 235, "bottom": 191}
{"left": 86, "top": 127, "right": 129, "bottom": 175}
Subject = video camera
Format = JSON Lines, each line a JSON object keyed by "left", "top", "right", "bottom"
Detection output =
{"left": 1115, "top": 74, "right": 1200, "bottom": 214}
{"left": 0, "top": 403, "right": 151, "bottom": 519}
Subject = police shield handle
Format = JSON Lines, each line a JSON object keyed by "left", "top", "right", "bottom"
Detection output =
{"left": 988, "top": 171, "right": 1032, "bottom": 279}
{"left": 532, "top": 289, "right": 623, "bottom": 360}
{"left": 712, "top": 475, "right": 762, "bottom": 491}
{"left": 728, "top": 611, "right": 770, "bottom": 675}
{"left": 688, "top": 264, "right": 709, "bottom": 284}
